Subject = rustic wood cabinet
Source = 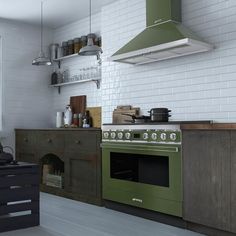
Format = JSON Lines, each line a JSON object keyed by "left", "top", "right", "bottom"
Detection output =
{"left": 15, "top": 129, "right": 102, "bottom": 206}
{"left": 182, "top": 129, "right": 235, "bottom": 234}
{"left": 230, "top": 131, "right": 236, "bottom": 233}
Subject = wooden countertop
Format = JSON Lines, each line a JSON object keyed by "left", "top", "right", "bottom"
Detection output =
{"left": 15, "top": 128, "right": 101, "bottom": 131}
{"left": 181, "top": 123, "right": 236, "bottom": 130}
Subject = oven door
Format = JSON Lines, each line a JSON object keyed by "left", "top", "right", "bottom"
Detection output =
{"left": 101, "top": 142, "right": 182, "bottom": 217}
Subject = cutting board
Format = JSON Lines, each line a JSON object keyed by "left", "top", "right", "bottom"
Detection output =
{"left": 70, "top": 95, "right": 86, "bottom": 114}
{"left": 87, "top": 107, "right": 102, "bottom": 128}
{"left": 113, "top": 106, "right": 140, "bottom": 124}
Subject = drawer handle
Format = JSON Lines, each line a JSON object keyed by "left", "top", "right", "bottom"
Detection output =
{"left": 75, "top": 140, "right": 81, "bottom": 144}
{"left": 47, "top": 139, "right": 52, "bottom": 143}
{"left": 23, "top": 138, "right": 28, "bottom": 143}
{"left": 132, "top": 198, "right": 143, "bottom": 203}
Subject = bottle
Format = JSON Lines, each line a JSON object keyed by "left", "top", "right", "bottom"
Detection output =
{"left": 62, "top": 69, "right": 69, "bottom": 83}
{"left": 82, "top": 110, "right": 91, "bottom": 128}
{"left": 64, "top": 105, "right": 72, "bottom": 126}
{"left": 78, "top": 113, "right": 83, "bottom": 128}
{"left": 51, "top": 71, "right": 58, "bottom": 85}
{"left": 57, "top": 70, "right": 63, "bottom": 84}
{"left": 73, "top": 114, "right": 78, "bottom": 127}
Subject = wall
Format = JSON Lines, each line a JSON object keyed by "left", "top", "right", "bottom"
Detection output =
{"left": 101, "top": 0, "right": 236, "bottom": 123}
{"left": 0, "top": 19, "right": 53, "bottom": 150}
{"left": 52, "top": 13, "right": 102, "bottom": 126}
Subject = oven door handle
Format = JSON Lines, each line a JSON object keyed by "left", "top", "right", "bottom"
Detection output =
{"left": 134, "top": 146, "right": 179, "bottom": 153}
{"left": 101, "top": 143, "right": 180, "bottom": 153}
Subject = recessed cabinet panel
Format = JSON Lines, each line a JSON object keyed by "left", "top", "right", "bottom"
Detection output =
{"left": 69, "top": 157, "right": 97, "bottom": 196}
{"left": 182, "top": 130, "right": 231, "bottom": 232}
{"left": 230, "top": 131, "right": 236, "bottom": 233}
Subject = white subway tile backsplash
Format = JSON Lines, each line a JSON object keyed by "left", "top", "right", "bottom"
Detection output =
{"left": 101, "top": 0, "right": 236, "bottom": 123}
{"left": 0, "top": 20, "right": 53, "bottom": 150}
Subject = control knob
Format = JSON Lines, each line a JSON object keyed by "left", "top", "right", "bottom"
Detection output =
{"left": 170, "top": 133, "right": 177, "bottom": 141}
{"left": 117, "top": 132, "right": 123, "bottom": 139}
{"left": 160, "top": 133, "right": 167, "bottom": 141}
{"left": 110, "top": 132, "right": 116, "bottom": 139}
{"left": 143, "top": 133, "right": 149, "bottom": 140}
{"left": 151, "top": 133, "right": 157, "bottom": 141}
{"left": 103, "top": 132, "right": 109, "bottom": 139}
{"left": 125, "top": 132, "right": 131, "bottom": 140}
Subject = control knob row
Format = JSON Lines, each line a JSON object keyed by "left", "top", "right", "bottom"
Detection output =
{"left": 150, "top": 132, "right": 177, "bottom": 141}
{"left": 110, "top": 132, "right": 116, "bottom": 139}
{"left": 117, "top": 132, "right": 123, "bottom": 139}
{"left": 103, "top": 132, "right": 109, "bottom": 139}
{"left": 170, "top": 133, "right": 177, "bottom": 141}
{"left": 125, "top": 132, "right": 131, "bottom": 140}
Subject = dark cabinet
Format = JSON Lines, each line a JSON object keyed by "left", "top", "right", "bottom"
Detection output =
{"left": 182, "top": 130, "right": 234, "bottom": 233}
{"left": 64, "top": 131, "right": 101, "bottom": 203}
{"left": 15, "top": 129, "right": 102, "bottom": 206}
{"left": 230, "top": 131, "right": 236, "bottom": 233}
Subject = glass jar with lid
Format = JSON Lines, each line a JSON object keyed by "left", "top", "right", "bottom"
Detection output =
{"left": 81, "top": 35, "right": 87, "bottom": 48}
{"left": 68, "top": 40, "right": 74, "bottom": 55}
{"left": 62, "top": 41, "right": 68, "bottom": 56}
{"left": 87, "top": 33, "right": 96, "bottom": 44}
{"left": 74, "top": 38, "right": 81, "bottom": 53}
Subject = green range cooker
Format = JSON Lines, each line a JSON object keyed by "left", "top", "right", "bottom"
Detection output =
{"left": 101, "top": 124, "right": 182, "bottom": 217}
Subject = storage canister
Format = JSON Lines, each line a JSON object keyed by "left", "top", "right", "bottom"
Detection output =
{"left": 56, "top": 112, "right": 64, "bottom": 128}
{"left": 68, "top": 40, "right": 74, "bottom": 55}
{"left": 87, "top": 33, "right": 96, "bottom": 44}
{"left": 57, "top": 46, "right": 63, "bottom": 58}
{"left": 74, "top": 38, "right": 81, "bottom": 53}
{"left": 62, "top": 41, "right": 68, "bottom": 56}
{"left": 81, "top": 36, "right": 87, "bottom": 47}
{"left": 98, "top": 36, "right": 102, "bottom": 47}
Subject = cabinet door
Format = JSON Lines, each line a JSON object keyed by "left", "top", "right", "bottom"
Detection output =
{"left": 230, "top": 131, "right": 236, "bottom": 233}
{"left": 65, "top": 152, "right": 98, "bottom": 197}
{"left": 182, "top": 130, "right": 231, "bottom": 231}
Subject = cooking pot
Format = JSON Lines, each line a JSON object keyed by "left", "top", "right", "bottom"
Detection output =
{"left": 150, "top": 113, "right": 171, "bottom": 122}
{"left": 149, "top": 108, "right": 171, "bottom": 114}
{"left": 122, "top": 114, "right": 151, "bottom": 123}
{"left": 148, "top": 108, "right": 171, "bottom": 122}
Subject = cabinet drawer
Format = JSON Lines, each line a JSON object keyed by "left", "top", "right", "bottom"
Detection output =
{"left": 16, "top": 131, "right": 36, "bottom": 152}
{"left": 65, "top": 132, "right": 98, "bottom": 154}
{"left": 37, "top": 131, "right": 64, "bottom": 151}
{"left": 103, "top": 188, "right": 182, "bottom": 217}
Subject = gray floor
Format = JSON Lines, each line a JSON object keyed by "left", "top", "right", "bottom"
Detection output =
{"left": 0, "top": 193, "right": 204, "bottom": 236}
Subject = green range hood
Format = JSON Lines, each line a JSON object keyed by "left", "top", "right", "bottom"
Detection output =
{"left": 109, "top": 0, "right": 213, "bottom": 65}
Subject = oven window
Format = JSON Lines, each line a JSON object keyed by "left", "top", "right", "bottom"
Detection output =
{"left": 110, "top": 152, "right": 169, "bottom": 187}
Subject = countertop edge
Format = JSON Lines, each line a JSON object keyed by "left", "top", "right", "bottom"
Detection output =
{"left": 15, "top": 128, "right": 101, "bottom": 131}
{"left": 180, "top": 123, "right": 236, "bottom": 130}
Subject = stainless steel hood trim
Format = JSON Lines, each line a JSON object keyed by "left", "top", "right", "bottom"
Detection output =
{"left": 109, "top": 38, "right": 213, "bottom": 65}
